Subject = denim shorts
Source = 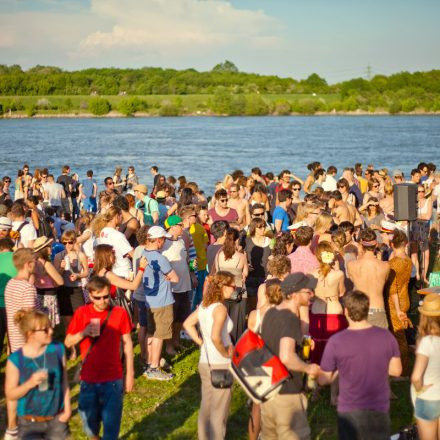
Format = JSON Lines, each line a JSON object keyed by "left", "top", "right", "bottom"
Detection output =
{"left": 78, "top": 379, "right": 123, "bottom": 440}
{"left": 134, "top": 299, "right": 148, "bottom": 327}
{"left": 415, "top": 398, "right": 440, "bottom": 421}
{"left": 18, "top": 416, "right": 69, "bottom": 440}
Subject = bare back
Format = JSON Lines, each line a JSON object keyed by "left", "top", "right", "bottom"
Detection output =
{"left": 311, "top": 268, "right": 344, "bottom": 314}
{"left": 347, "top": 255, "right": 390, "bottom": 309}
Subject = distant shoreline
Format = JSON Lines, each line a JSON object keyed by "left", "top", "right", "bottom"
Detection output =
{"left": 2, "top": 110, "right": 440, "bottom": 119}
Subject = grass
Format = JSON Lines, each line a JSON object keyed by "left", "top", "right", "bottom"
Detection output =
{"left": 0, "top": 330, "right": 415, "bottom": 440}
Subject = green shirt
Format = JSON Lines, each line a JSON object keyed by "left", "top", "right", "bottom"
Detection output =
{"left": 135, "top": 196, "right": 159, "bottom": 226}
{"left": 0, "top": 252, "right": 17, "bottom": 308}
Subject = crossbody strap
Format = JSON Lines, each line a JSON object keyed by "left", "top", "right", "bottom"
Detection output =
{"left": 82, "top": 306, "right": 113, "bottom": 369}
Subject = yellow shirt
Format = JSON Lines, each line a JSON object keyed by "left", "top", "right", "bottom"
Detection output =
{"left": 189, "top": 223, "right": 209, "bottom": 270}
{"left": 357, "top": 176, "right": 368, "bottom": 194}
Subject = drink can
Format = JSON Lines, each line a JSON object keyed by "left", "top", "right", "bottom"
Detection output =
{"left": 307, "top": 374, "right": 317, "bottom": 390}
{"left": 64, "top": 255, "right": 71, "bottom": 271}
{"left": 302, "top": 335, "right": 312, "bottom": 360}
{"left": 38, "top": 368, "right": 49, "bottom": 392}
{"left": 90, "top": 318, "right": 100, "bottom": 336}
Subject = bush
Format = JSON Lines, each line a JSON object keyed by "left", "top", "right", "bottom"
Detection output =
{"left": 245, "top": 94, "right": 269, "bottom": 116}
{"left": 273, "top": 99, "right": 291, "bottom": 115}
{"left": 36, "top": 98, "right": 51, "bottom": 109}
{"left": 388, "top": 100, "right": 402, "bottom": 114}
{"left": 25, "top": 104, "right": 36, "bottom": 117}
{"left": 118, "top": 97, "right": 148, "bottom": 116}
{"left": 64, "top": 98, "right": 73, "bottom": 110}
{"left": 229, "top": 95, "right": 247, "bottom": 116}
{"left": 88, "top": 97, "right": 111, "bottom": 115}
{"left": 0, "top": 103, "right": 3, "bottom": 116}
{"left": 159, "top": 100, "right": 180, "bottom": 116}
{"left": 401, "top": 98, "right": 417, "bottom": 113}
{"left": 80, "top": 100, "right": 88, "bottom": 110}
{"left": 292, "top": 98, "right": 319, "bottom": 114}
{"left": 211, "top": 88, "right": 232, "bottom": 114}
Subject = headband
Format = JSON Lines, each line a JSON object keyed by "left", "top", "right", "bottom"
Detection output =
{"left": 361, "top": 240, "right": 377, "bottom": 247}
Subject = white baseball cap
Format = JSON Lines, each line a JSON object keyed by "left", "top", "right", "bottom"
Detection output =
{"left": 147, "top": 226, "right": 172, "bottom": 239}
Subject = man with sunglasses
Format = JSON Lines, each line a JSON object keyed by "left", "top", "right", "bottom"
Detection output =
{"left": 2, "top": 176, "right": 11, "bottom": 200}
{"left": 207, "top": 188, "right": 238, "bottom": 224}
{"left": 65, "top": 276, "right": 134, "bottom": 440}
{"left": 227, "top": 184, "right": 250, "bottom": 227}
{"left": 98, "top": 177, "right": 118, "bottom": 210}
{"left": 273, "top": 189, "right": 292, "bottom": 233}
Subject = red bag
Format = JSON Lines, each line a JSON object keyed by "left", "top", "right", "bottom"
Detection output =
{"left": 230, "top": 329, "right": 291, "bottom": 403}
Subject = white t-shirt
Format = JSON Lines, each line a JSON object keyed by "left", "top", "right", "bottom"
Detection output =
{"left": 416, "top": 335, "right": 440, "bottom": 401}
{"left": 44, "top": 182, "right": 64, "bottom": 207}
{"left": 161, "top": 238, "right": 192, "bottom": 293}
{"left": 322, "top": 175, "right": 337, "bottom": 191}
{"left": 97, "top": 227, "right": 133, "bottom": 277}
{"left": 12, "top": 220, "right": 37, "bottom": 248}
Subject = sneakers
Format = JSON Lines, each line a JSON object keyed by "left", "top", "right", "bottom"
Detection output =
{"left": 4, "top": 428, "right": 18, "bottom": 440}
{"left": 145, "top": 367, "right": 174, "bottom": 381}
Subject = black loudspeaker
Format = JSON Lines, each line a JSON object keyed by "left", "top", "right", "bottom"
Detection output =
{"left": 393, "top": 183, "right": 418, "bottom": 221}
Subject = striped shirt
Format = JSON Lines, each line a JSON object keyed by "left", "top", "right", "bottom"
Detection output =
{"left": 5, "top": 279, "right": 37, "bottom": 352}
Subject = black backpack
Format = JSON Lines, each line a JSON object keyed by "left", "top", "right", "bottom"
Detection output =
{"left": 36, "top": 210, "right": 53, "bottom": 238}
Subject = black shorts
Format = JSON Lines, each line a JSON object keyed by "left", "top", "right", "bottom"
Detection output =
{"left": 172, "top": 291, "right": 192, "bottom": 323}
{"left": 57, "top": 286, "right": 84, "bottom": 316}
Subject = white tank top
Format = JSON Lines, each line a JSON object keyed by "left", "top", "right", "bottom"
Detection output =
{"left": 199, "top": 302, "right": 233, "bottom": 365}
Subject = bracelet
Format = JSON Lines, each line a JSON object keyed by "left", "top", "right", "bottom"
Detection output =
{"left": 138, "top": 267, "right": 145, "bottom": 272}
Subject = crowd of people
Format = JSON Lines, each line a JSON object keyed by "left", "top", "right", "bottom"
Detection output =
{"left": 0, "top": 160, "right": 439, "bottom": 440}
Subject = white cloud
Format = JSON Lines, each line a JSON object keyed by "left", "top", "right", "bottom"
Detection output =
{"left": 76, "top": 0, "right": 284, "bottom": 57}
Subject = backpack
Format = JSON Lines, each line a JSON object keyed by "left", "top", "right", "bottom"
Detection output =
{"left": 230, "top": 329, "right": 291, "bottom": 404}
{"left": 36, "top": 210, "right": 53, "bottom": 238}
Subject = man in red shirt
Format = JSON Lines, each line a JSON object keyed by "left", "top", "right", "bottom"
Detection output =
{"left": 65, "top": 276, "right": 134, "bottom": 440}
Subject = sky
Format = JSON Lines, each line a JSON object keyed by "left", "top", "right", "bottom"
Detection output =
{"left": 0, "top": 0, "right": 439, "bottom": 83}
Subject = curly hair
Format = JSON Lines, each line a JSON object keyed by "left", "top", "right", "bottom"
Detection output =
{"left": 271, "top": 232, "right": 294, "bottom": 257}
{"left": 202, "top": 271, "right": 235, "bottom": 307}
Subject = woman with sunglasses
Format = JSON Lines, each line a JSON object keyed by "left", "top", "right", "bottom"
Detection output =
{"left": 360, "top": 197, "right": 385, "bottom": 242}
{"left": 244, "top": 218, "right": 271, "bottom": 313}
{"left": 336, "top": 178, "right": 356, "bottom": 206}
{"left": 32, "top": 237, "right": 64, "bottom": 327}
{"left": 183, "top": 271, "right": 235, "bottom": 440}
{"left": 411, "top": 185, "right": 432, "bottom": 284}
{"left": 361, "top": 177, "right": 383, "bottom": 208}
{"left": 54, "top": 230, "right": 89, "bottom": 359}
{"left": 5, "top": 309, "right": 70, "bottom": 439}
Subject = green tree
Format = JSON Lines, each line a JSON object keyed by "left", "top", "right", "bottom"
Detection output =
{"left": 88, "top": 97, "right": 111, "bottom": 115}
{"left": 210, "top": 88, "right": 232, "bottom": 114}
{"left": 273, "top": 99, "right": 291, "bottom": 115}
{"left": 245, "top": 94, "right": 269, "bottom": 116}
{"left": 212, "top": 60, "right": 239, "bottom": 73}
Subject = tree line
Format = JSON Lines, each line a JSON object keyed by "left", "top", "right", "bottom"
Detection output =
{"left": 0, "top": 62, "right": 439, "bottom": 115}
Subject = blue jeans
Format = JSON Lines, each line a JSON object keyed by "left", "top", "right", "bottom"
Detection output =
{"left": 83, "top": 197, "right": 97, "bottom": 213}
{"left": 192, "top": 269, "right": 207, "bottom": 310}
{"left": 78, "top": 379, "right": 123, "bottom": 440}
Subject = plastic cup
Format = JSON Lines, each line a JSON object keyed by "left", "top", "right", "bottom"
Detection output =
{"left": 90, "top": 318, "right": 100, "bottom": 337}
{"left": 38, "top": 368, "right": 49, "bottom": 391}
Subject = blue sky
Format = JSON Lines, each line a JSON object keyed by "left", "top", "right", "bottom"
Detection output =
{"left": 0, "top": 0, "right": 439, "bottom": 82}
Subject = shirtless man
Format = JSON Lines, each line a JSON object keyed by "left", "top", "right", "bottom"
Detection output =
{"left": 227, "top": 184, "right": 250, "bottom": 227}
{"left": 347, "top": 228, "right": 390, "bottom": 328}
{"left": 329, "top": 191, "right": 354, "bottom": 225}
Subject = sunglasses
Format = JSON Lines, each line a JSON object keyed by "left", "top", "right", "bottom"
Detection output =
{"left": 293, "top": 188, "right": 300, "bottom": 191}
{"left": 418, "top": 190, "right": 425, "bottom": 193}
{"left": 91, "top": 294, "right": 110, "bottom": 301}
{"left": 34, "top": 327, "right": 51, "bottom": 334}
{"left": 373, "top": 185, "right": 379, "bottom": 188}
{"left": 62, "top": 241, "right": 74, "bottom": 245}
{"left": 4, "top": 180, "right": 11, "bottom": 183}
{"left": 253, "top": 213, "right": 264, "bottom": 217}
{"left": 219, "top": 199, "right": 228, "bottom": 202}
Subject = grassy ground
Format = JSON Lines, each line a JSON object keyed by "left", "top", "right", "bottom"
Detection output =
{"left": 0, "top": 329, "right": 415, "bottom": 440}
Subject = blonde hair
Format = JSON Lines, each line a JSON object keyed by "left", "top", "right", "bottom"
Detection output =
{"left": 14, "top": 309, "right": 50, "bottom": 339}
{"left": 202, "top": 271, "right": 234, "bottom": 307}
{"left": 91, "top": 206, "right": 121, "bottom": 237}
{"left": 267, "top": 255, "right": 291, "bottom": 278}
{"left": 418, "top": 314, "right": 440, "bottom": 340}
{"left": 61, "top": 229, "right": 77, "bottom": 243}
{"left": 314, "top": 212, "right": 333, "bottom": 234}
{"left": 13, "top": 248, "right": 35, "bottom": 270}
{"left": 384, "top": 182, "right": 394, "bottom": 196}
{"left": 265, "top": 282, "right": 284, "bottom": 305}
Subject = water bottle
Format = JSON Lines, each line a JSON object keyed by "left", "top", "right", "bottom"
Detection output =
{"left": 64, "top": 255, "right": 71, "bottom": 271}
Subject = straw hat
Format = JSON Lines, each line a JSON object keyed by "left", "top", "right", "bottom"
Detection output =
{"left": 33, "top": 236, "right": 54, "bottom": 253}
{"left": 0, "top": 216, "right": 12, "bottom": 230}
{"left": 418, "top": 293, "right": 440, "bottom": 317}
{"left": 133, "top": 184, "right": 148, "bottom": 194}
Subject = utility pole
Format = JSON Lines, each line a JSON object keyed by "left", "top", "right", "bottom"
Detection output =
{"left": 366, "top": 64, "right": 372, "bottom": 80}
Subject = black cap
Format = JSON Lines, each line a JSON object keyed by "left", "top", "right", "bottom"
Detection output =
{"left": 280, "top": 273, "right": 317, "bottom": 296}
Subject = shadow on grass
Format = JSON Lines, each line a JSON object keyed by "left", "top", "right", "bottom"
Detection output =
{"left": 120, "top": 372, "right": 200, "bottom": 440}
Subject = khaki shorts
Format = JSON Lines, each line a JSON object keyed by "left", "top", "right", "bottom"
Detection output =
{"left": 147, "top": 304, "right": 173, "bottom": 339}
{"left": 261, "top": 393, "right": 310, "bottom": 440}
{"left": 368, "top": 309, "right": 389, "bottom": 329}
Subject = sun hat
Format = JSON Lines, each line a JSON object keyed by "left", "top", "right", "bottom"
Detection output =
{"left": 0, "top": 216, "right": 12, "bottom": 230}
{"left": 133, "top": 184, "right": 148, "bottom": 194}
{"left": 156, "top": 190, "right": 166, "bottom": 200}
{"left": 164, "top": 215, "right": 183, "bottom": 230}
{"left": 393, "top": 169, "right": 403, "bottom": 178}
{"left": 147, "top": 226, "right": 172, "bottom": 239}
{"left": 418, "top": 293, "right": 440, "bottom": 316}
{"left": 33, "top": 236, "right": 54, "bottom": 253}
{"left": 288, "top": 221, "right": 308, "bottom": 231}
{"left": 280, "top": 273, "right": 317, "bottom": 296}
{"left": 380, "top": 220, "right": 407, "bottom": 234}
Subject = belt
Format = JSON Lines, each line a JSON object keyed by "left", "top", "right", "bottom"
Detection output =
{"left": 21, "top": 415, "right": 55, "bottom": 422}
{"left": 368, "top": 308, "right": 385, "bottom": 314}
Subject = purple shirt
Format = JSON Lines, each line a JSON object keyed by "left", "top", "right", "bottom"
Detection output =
{"left": 288, "top": 246, "right": 319, "bottom": 274}
{"left": 208, "top": 207, "right": 238, "bottom": 223}
{"left": 320, "top": 326, "right": 400, "bottom": 413}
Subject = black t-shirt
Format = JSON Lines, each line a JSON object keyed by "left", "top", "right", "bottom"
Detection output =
{"left": 261, "top": 307, "right": 303, "bottom": 394}
{"left": 57, "top": 174, "right": 73, "bottom": 197}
